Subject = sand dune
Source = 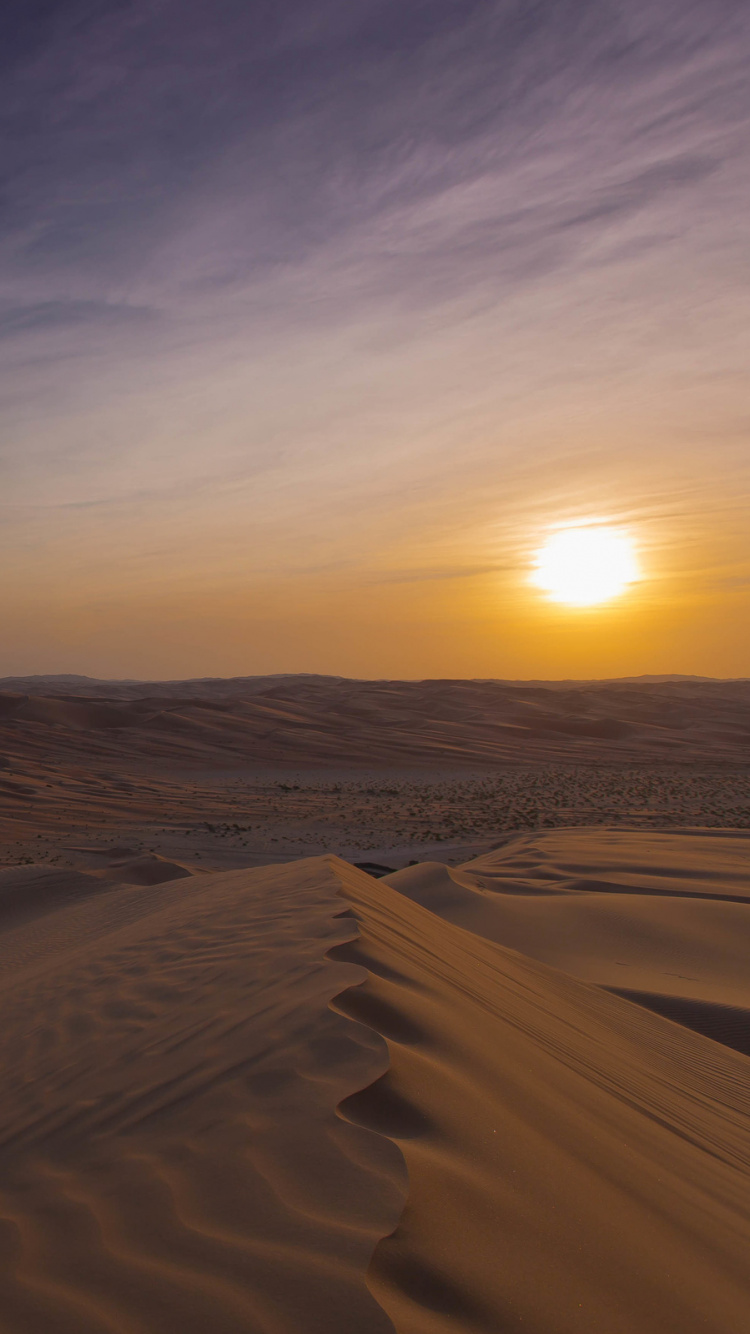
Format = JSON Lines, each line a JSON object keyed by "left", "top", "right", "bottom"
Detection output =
{"left": 0, "top": 832, "right": 747, "bottom": 1331}
{"left": 336, "top": 856, "right": 750, "bottom": 1333}
{"left": 3, "top": 674, "right": 750, "bottom": 769}
{"left": 97, "top": 853, "right": 194, "bottom": 886}
{"left": 0, "top": 864, "right": 106, "bottom": 932}
{"left": 0, "top": 859, "right": 403, "bottom": 1333}
{"left": 382, "top": 829, "right": 750, "bottom": 1055}
{"left": 3, "top": 673, "right": 750, "bottom": 877}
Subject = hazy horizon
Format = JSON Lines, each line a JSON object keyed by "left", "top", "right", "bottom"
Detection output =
{"left": 3, "top": 1, "right": 749, "bottom": 680}
{"left": 1, "top": 669, "right": 746, "bottom": 688}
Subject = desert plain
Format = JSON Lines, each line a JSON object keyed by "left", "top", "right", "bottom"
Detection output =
{"left": 0, "top": 673, "right": 748, "bottom": 1333}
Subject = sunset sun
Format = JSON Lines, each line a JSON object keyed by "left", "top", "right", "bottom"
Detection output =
{"left": 532, "top": 527, "right": 639, "bottom": 606}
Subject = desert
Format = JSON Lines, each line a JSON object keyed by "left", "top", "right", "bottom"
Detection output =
{"left": 2, "top": 673, "right": 750, "bottom": 874}
{"left": 6, "top": 2, "right": 750, "bottom": 1328}
{"left": 0, "top": 674, "right": 748, "bottom": 1332}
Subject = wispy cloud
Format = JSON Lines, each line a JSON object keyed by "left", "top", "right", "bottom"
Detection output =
{"left": 1, "top": 0, "right": 749, "bottom": 673}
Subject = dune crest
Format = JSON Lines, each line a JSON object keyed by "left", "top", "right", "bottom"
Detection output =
{"left": 334, "top": 857, "right": 750, "bottom": 1334}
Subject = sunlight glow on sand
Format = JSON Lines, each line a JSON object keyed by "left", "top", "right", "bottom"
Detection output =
{"left": 532, "top": 527, "right": 639, "bottom": 606}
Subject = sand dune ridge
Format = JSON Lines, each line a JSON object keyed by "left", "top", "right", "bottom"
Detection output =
{"left": 0, "top": 837, "right": 748, "bottom": 1332}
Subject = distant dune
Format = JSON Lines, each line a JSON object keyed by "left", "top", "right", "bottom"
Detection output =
{"left": 0, "top": 670, "right": 744, "bottom": 697}
{"left": 0, "top": 835, "right": 747, "bottom": 1332}
{"left": 2, "top": 674, "right": 750, "bottom": 769}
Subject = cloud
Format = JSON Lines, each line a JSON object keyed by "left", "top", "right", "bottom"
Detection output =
{"left": 0, "top": 300, "right": 154, "bottom": 339}
{"left": 370, "top": 564, "right": 508, "bottom": 586}
{"left": 1, "top": 0, "right": 749, "bottom": 671}
{"left": 1, "top": 1, "right": 745, "bottom": 300}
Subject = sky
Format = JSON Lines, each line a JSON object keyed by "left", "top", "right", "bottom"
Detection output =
{"left": 2, "top": 0, "right": 749, "bottom": 680}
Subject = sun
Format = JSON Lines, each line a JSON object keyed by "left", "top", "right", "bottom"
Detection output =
{"left": 531, "top": 526, "right": 639, "bottom": 606}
